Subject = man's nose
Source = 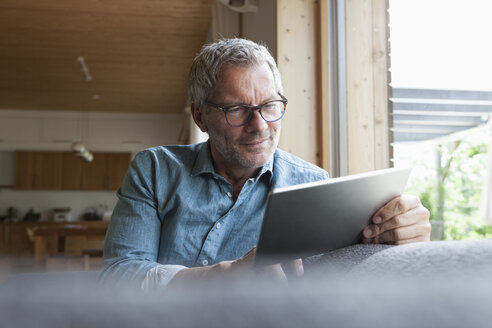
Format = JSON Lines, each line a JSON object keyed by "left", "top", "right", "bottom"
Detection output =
{"left": 245, "top": 109, "right": 268, "bottom": 132}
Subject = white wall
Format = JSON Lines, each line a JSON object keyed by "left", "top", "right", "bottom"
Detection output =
{"left": 242, "top": 0, "right": 277, "bottom": 59}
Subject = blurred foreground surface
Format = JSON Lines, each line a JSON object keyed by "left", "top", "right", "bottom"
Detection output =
{"left": 1, "top": 240, "right": 492, "bottom": 328}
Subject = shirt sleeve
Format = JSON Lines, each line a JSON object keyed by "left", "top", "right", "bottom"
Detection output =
{"left": 140, "top": 264, "right": 188, "bottom": 292}
{"left": 100, "top": 150, "right": 177, "bottom": 288}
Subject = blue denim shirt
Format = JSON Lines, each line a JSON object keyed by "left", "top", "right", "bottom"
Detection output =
{"left": 101, "top": 142, "right": 329, "bottom": 286}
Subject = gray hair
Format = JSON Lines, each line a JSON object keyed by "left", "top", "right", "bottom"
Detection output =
{"left": 188, "top": 38, "right": 283, "bottom": 106}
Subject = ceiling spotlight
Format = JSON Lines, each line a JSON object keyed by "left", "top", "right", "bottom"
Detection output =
{"left": 77, "top": 56, "right": 93, "bottom": 81}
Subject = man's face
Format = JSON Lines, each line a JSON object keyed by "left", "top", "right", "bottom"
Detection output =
{"left": 203, "top": 63, "right": 281, "bottom": 170}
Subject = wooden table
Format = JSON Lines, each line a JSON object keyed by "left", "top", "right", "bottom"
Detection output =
{"left": 31, "top": 223, "right": 108, "bottom": 270}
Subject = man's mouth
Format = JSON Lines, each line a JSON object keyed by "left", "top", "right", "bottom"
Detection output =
{"left": 243, "top": 137, "right": 268, "bottom": 146}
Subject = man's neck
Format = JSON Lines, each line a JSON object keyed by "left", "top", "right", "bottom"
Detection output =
{"left": 209, "top": 147, "right": 262, "bottom": 200}
{"left": 215, "top": 162, "right": 261, "bottom": 201}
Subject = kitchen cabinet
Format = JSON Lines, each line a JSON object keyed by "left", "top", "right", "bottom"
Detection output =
{"left": 81, "top": 152, "right": 107, "bottom": 190}
{"left": 61, "top": 151, "right": 83, "bottom": 189}
{"left": 14, "top": 151, "right": 131, "bottom": 190}
{"left": 106, "top": 153, "right": 132, "bottom": 190}
{"left": 80, "top": 152, "right": 131, "bottom": 190}
{"left": 14, "top": 151, "right": 62, "bottom": 189}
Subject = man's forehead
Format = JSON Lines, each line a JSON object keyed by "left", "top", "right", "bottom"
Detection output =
{"left": 213, "top": 63, "right": 276, "bottom": 100}
{"left": 217, "top": 62, "right": 270, "bottom": 79}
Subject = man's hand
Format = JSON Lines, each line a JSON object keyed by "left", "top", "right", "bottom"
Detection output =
{"left": 362, "top": 195, "right": 431, "bottom": 245}
{"left": 168, "top": 247, "right": 304, "bottom": 286}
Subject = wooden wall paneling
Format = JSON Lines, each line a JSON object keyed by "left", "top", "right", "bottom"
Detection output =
{"left": 346, "top": 0, "right": 375, "bottom": 174}
{"left": 372, "top": 0, "right": 391, "bottom": 169}
{"left": 345, "top": 0, "right": 390, "bottom": 174}
{"left": 277, "top": 0, "right": 320, "bottom": 165}
{"left": 319, "top": 0, "right": 331, "bottom": 172}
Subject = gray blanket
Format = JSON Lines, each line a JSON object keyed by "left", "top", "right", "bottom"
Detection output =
{"left": 1, "top": 240, "right": 492, "bottom": 328}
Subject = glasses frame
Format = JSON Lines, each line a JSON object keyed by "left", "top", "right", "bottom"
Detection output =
{"left": 204, "top": 93, "right": 288, "bottom": 127}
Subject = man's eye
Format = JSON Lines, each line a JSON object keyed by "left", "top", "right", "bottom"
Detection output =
{"left": 227, "top": 106, "right": 246, "bottom": 114}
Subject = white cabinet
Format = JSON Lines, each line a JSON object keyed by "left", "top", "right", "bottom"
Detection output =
{"left": 86, "top": 113, "right": 184, "bottom": 151}
{"left": 87, "top": 118, "right": 141, "bottom": 146}
{"left": 0, "top": 116, "right": 41, "bottom": 143}
{"left": 0, "top": 109, "right": 185, "bottom": 152}
{"left": 40, "top": 116, "right": 81, "bottom": 145}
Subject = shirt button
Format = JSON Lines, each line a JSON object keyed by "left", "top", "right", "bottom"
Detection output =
{"left": 226, "top": 191, "right": 232, "bottom": 198}
{"left": 216, "top": 222, "right": 221, "bottom": 229}
{"left": 202, "top": 260, "right": 208, "bottom": 266}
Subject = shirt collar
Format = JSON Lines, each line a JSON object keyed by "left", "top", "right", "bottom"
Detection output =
{"left": 191, "top": 141, "right": 216, "bottom": 177}
{"left": 190, "top": 141, "right": 274, "bottom": 182}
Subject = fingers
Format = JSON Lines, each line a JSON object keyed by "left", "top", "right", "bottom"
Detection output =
{"left": 174, "top": 246, "right": 302, "bottom": 285}
{"left": 289, "top": 258, "right": 304, "bottom": 277}
{"left": 371, "top": 195, "right": 421, "bottom": 225}
{"left": 234, "top": 248, "right": 303, "bottom": 283}
{"left": 363, "top": 198, "right": 431, "bottom": 245}
{"left": 281, "top": 258, "right": 304, "bottom": 280}
{"left": 262, "top": 264, "right": 288, "bottom": 283}
{"left": 369, "top": 221, "right": 431, "bottom": 244}
{"left": 364, "top": 205, "right": 429, "bottom": 237}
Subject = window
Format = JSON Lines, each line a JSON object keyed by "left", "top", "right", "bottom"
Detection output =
{"left": 389, "top": 0, "right": 492, "bottom": 240}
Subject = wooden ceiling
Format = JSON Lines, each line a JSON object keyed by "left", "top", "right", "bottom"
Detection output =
{"left": 0, "top": 0, "right": 213, "bottom": 114}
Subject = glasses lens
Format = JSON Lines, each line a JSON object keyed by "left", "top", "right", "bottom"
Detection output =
{"left": 261, "top": 101, "right": 285, "bottom": 122}
{"left": 224, "top": 100, "right": 286, "bottom": 127}
{"left": 225, "top": 106, "right": 251, "bottom": 126}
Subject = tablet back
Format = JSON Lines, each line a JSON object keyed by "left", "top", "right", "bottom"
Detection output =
{"left": 254, "top": 167, "right": 412, "bottom": 267}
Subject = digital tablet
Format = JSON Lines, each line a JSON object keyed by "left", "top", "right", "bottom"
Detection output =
{"left": 254, "top": 167, "right": 412, "bottom": 267}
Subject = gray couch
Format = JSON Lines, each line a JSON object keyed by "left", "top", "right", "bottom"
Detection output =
{"left": 1, "top": 239, "right": 492, "bottom": 327}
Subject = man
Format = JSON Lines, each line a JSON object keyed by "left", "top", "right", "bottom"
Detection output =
{"left": 101, "top": 38, "right": 431, "bottom": 289}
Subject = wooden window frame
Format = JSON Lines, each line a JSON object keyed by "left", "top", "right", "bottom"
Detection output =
{"left": 277, "top": 0, "right": 391, "bottom": 175}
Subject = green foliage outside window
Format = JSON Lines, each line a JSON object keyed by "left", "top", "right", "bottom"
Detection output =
{"left": 397, "top": 129, "right": 492, "bottom": 240}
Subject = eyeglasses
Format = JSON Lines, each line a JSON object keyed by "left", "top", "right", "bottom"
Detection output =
{"left": 204, "top": 93, "right": 288, "bottom": 127}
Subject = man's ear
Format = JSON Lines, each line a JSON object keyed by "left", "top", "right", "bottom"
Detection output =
{"left": 190, "top": 102, "right": 208, "bottom": 133}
